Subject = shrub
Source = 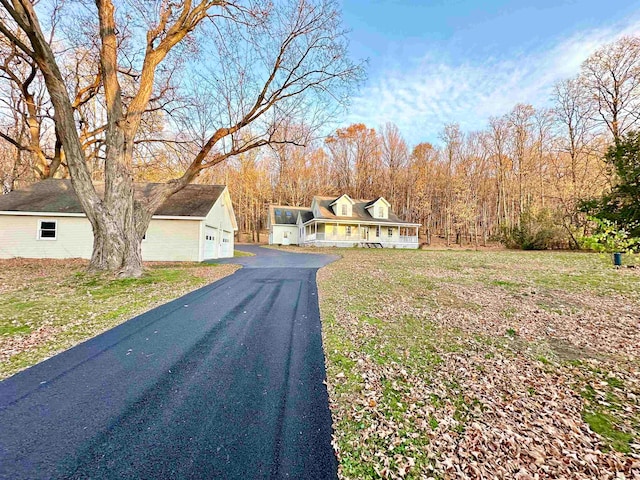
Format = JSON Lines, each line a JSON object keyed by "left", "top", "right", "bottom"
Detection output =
{"left": 501, "top": 208, "right": 566, "bottom": 250}
{"left": 580, "top": 217, "right": 640, "bottom": 253}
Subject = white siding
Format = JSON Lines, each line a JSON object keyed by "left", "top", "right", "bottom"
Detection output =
{"left": 270, "top": 225, "right": 299, "bottom": 245}
{"left": 0, "top": 215, "right": 203, "bottom": 261}
{"left": 0, "top": 184, "right": 239, "bottom": 262}
{"left": 143, "top": 219, "right": 201, "bottom": 261}
{"left": 201, "top": 189, "right": 236, "bottom": 259}
{"left": 0, "top": 215, "right": 93, "bottom": 259}
{"left": 311, "top": 199, "right": 321, "bottom": 218}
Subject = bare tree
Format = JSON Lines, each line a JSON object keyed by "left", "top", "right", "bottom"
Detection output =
{"left": 325, "top": 123, "right": 381, "bottom": 199}
{"left": 507, "top": 103, "right": 535, "bottom": 217}
{"left": 552, "top": 79, "right": 595, "bottom": 190}
{"left": 487, "top": 116, "right": 512, "bottom": 228}
{"left": 380, "top": 122, "right": 408, "bottom": 212}
{"left": 0, "top": 29, "right": 64, "bottom": 179}
{"left": 440, "top": 123, "right": 462, "bottom": 245}
{"left": 0, "top": 0, "right": 362, "bottom": 276}
{"left": 580, "top": 35, "right": 640, "bottom": 144}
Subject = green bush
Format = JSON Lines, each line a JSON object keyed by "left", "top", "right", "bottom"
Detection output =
{"left": 501, "top": 208, "right": 566, "bottom": 250}
{"left": 580, "top": 217, "right": 640, "bottom": 253}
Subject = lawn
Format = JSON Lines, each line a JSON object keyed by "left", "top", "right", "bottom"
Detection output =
{"left": 312, "top": 248, "right": 640, "bottom": 479}
{"left": 0, "top": 259, "right": 238, "bottom": 379}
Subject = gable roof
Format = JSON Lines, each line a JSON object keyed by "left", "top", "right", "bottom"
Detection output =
{"left": 269, "top": 205, "right": 312, "bottom": 225}
{"left": 0, "top": 179, "right": 226, "bottom": 218}
{"left": 311, "top": 195, "right": 417, "bottom": 225}
{"left": 364, "top": 197, "right": 391, "bottom": 209}
{"left": 299, "top": 210, "right": 314, "bottom": 223}
{"left": 328, "top": 193, "right": 355, "bottom": 206}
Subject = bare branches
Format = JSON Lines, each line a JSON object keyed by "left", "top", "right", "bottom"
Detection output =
{"left": 580, "top": 36, "right": 640, "bottom": 144}
{"left": 0, "top": 0, "right": 363, "bottom": 273}
{"left": 168, "top": 0, "right": 362, "bottom": 193}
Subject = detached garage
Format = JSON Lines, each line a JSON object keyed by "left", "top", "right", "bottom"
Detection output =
{"left": 0, "top": 179, "right": 238, "bottom": 262}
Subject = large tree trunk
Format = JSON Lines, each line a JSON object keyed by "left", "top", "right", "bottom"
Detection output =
{"left": 87, "top": 197, "right": 151, "bottom": 277}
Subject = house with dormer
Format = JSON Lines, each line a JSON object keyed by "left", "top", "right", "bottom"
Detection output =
{"left": 267, "top": 194, "right": 420, "bottom": 248}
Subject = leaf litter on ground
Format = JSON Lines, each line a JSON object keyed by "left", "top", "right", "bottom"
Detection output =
{"left": 310, "top": 248, "right": 640, "bottom": 479}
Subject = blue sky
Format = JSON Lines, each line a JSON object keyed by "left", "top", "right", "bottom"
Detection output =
{"left": 338, "top": 0, "right": 640, "bottom": 145}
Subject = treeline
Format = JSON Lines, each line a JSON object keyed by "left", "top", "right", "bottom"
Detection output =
{"left": 2, "top": 35, "right": 639, "bottom": 249}
{"left": 204, "top": 36, "right": 639, "bottom": 247}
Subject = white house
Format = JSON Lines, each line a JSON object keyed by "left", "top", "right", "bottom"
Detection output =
{"left": 268, "top": 194, "right": 420, "bottom": 249}
{"left": 0, "top": 179, "right": 238, "bottom": 262}
{"left": 267, "top": 206, "right": 314, "bottom": 246}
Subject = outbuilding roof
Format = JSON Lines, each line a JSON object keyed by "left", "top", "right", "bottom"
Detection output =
{"left": 0, "top": 179, "right": 226, "bottom": 217}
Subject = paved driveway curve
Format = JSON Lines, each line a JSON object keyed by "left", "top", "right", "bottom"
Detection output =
{"left": 0, "top": 246, "right": 338, "bottom": 479}
{"left": 216, "top": 244, "right": 339, "bottom": 269}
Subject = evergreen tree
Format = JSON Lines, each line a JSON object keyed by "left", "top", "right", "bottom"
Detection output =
{"left": 597, "top": 131, "right": 640, "bottom": 236}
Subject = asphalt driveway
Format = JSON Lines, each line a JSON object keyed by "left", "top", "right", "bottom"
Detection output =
{"left": 217, "top": 244, "right": 340, "bottom": 269}
{"left": 0, "top": 246, "right": 339, "bottom": 479}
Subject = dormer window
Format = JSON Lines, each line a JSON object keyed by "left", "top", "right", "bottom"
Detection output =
{"left": 341, "top": 204, "right": 347, "bottom": 216}
{"left": 366, "top": 197, "right": 390, "bottom": 219}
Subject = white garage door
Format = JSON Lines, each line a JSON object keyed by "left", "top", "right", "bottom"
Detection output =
{"left": 221, "top": 232, "right": 231, "bottom": 257}
{"left": 204, "top": 227, "right": 216, "bottom": 259}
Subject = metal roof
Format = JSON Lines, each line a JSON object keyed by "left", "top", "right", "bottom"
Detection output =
{"left": 269, "top": 205, "right": 312, "bottom": 225}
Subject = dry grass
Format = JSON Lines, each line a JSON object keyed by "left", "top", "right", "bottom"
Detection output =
{"left": 310, "top": 248, "right": 640, "bottom": 479}
{"left": 0, "top": 258, "right": 239, "bottom": 379}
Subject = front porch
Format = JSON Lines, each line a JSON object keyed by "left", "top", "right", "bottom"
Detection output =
{"left": 300, "top": 221, "right": 419, "bottom": 249}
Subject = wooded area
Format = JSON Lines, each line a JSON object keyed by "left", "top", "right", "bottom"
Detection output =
{"left": 203, "top": 36, "right": 640, "bottom": 248}
{"left": 0, "top": 0, "right": 638, "bottom": 256}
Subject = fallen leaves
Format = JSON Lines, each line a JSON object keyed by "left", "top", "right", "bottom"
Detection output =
{"left": 318, "top": 249, "right": 640, "bottom": 479}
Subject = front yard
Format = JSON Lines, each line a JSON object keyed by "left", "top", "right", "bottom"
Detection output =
{"left": 0, "top": 259, "right": 238, "bottom": 379}
{"left": 315, "top": 248, "right": 640, "bottom": 479}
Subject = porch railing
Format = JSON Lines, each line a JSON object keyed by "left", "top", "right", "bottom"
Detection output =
{"left": 303, "top": 233, "right": 418, "bottom": 243}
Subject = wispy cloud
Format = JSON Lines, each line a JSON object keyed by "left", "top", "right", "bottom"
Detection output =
{"left": 345, "top": 18, "right": 640, "bottom": 145}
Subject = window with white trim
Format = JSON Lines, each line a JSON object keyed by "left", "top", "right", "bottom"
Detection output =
{"left": 341, "top": 204, "right": 348, "bottom": 216}
{"left": 345, "top": 226, "right": 352, "bottom": 236}
{"left": 38, "top": 220, "right": 57, "bottom": 240}
{"left": 376, "top": 225, "right": 381, "bottom": 237}
{"left": 388, "top": 227, "right": 393, "bottom": 237}
{"left": 378, "top": 206, "right": 384, "bottom": 218}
